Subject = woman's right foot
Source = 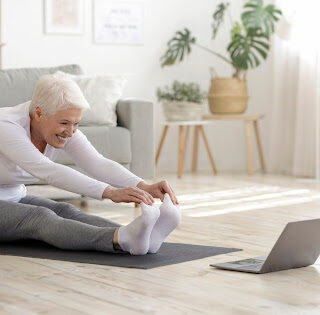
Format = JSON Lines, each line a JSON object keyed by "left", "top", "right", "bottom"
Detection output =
{"left": 117, "top": 202, "right": 160, "bottom": 255}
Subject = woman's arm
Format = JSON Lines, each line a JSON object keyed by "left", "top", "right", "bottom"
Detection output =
{"left": 62, "top": 129, "right": 144, "bottom": 188}
{"left": 63, "top": 129, "right": 179, "bottom": 204}
{"left": 0, "top": 121, "right": 109, "bottom": 200}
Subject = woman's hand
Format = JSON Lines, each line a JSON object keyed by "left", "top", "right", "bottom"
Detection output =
{"left": 137, "top": 180, "right": 179, "bottom": 205}
{"left": 102, "top": 186, "right": 154, "bottom": 205}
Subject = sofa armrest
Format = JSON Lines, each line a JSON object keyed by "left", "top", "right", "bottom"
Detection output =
{"left": 116, "top": 98, "right": 155, "bottom": 179}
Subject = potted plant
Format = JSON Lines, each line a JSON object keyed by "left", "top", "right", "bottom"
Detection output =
{"left": 157, "top": 80, "right": 206, "bottom": 121}
{"left": 160, "top": 0, "right": 282, "bottom": 114}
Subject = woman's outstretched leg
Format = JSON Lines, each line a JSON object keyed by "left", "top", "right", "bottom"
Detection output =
{"left": 0, "top": 199, "right": 117, "bottom": 252}
{"left": 26, "top": 197, "right": 161, "bottom": 255}
{"left": 1, "top": 198, "right": 160, "bottom": 255}
{"left": 19, "top": 195, "right": 121, "bottom": 228}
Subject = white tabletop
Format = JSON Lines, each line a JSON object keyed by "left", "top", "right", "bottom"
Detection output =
{"left": 161, "top": 114, "right": 265, "bottom": 126}
{"left": 161, "top": 120, "right": 214, "bottom": 126}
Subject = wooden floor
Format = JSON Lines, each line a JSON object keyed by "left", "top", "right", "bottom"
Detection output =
{"left": 2, "top": 172, "right": 320, "bottom": 314}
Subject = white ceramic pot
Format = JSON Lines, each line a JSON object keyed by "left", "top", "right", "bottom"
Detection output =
{"left": 162, "top": 101, "right": 204, "bottom": 121}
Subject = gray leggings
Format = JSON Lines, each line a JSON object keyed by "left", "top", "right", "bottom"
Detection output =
{"left": 0, "top": 195, "right": 122, "bottom": 253}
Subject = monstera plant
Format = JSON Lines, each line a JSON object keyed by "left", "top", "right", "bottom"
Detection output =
{"left": 160, "top": 0, "right": 282, "bottom": 114}
{"left": 161, "top": 0, "right": 282, "bottom": 79}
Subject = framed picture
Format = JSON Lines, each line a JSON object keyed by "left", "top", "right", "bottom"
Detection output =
{"left": 93, "top": 1, "right": 144, "bottom": 45}
{"left": 44, "top": 0, "right": 85, "bottom": 35}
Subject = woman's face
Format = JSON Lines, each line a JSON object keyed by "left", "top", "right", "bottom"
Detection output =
{"left": 35, "top": 107, "right": 83, "bottom": 149}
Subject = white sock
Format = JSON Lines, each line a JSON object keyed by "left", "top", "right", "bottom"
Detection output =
{"left": 148, "top": 193, "right": 181, "bottom": 253}
{"left": 117, "top": 202, "right": 160, "bottom": 255}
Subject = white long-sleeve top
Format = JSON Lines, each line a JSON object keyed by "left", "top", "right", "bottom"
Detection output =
{"left": 0, "top": 101, "right": 143, "bottom": 202}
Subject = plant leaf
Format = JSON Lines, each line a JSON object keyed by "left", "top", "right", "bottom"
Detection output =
{"left": 211, "top": 2, "right": 230, "bottom": 39}
{"left": 227, "top": 31, "right": 268, "bottom": 70}
{"left": 241, "top": 0, "right": 282, "bottom": 37}
{"left": 161, "top": 28, "right": 196, "bottom": 67}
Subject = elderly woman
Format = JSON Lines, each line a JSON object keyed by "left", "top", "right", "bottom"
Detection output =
{"left": 0, "top": 73, "right": 180, "bottom": 255}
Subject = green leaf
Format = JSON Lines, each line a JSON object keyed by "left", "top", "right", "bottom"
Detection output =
{"left": 231, "top": 22, "right": 243, "bottom": 41}
{"left": 241, "top": 0, "right": 282, "bottom": 37}
{"left": 251, "top": 44, "right": 267, "bottom": 59}
{"left": 211, "top": 2, "right": 229, "bottom": 39}
{"left": 252, "top": 39, "right": 269, "bottom": 50}
{"left": 160, "top": 28, "right": 196, "bottom": 67}
{"left": 157, "top": 81, "right": 206, "bottom": 103}
{"left": 227, "top": 31, "right": 267, "bottom": 70}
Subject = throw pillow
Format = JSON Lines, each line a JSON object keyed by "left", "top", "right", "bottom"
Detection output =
{"left": 55, "top": 71, "right": 127, "bottom": 126}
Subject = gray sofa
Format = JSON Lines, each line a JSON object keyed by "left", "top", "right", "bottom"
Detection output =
{"left": 0, "top": 64, "right": 155, "bottom": 197}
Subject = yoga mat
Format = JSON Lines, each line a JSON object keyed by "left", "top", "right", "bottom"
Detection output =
{"left": 0, "top": 240, "right": 241, "bottom": 269}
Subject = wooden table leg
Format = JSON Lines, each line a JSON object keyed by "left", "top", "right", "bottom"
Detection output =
{"left": 192, "top": 125, "right": 199, "bottom": 172}
{"left": 178, "top": 126, "right": 186, "bottom": 178}
{"left": 80, "top": 195, "right": 88, "bottom": 208}
{"left": 245, "top": 121, "right": 254, "bottom": 175}
{"left": 199, "top": 125, "right": 217, "bottom": 175}
{"left": 253, "top": 120, "right": 266, "bottom": 173}
{"left": 80, "top": 200, "right": 88, "bottom": 208}
{"left": 183, "top": 126, "right": 190, "bottom": 167}
{"left": 155, "top": 125, "right": 169, "bottom": 165}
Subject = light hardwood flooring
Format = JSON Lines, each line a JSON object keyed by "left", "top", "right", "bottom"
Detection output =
{"left": 1, "top": 172, "right": 320, "bottom": 314}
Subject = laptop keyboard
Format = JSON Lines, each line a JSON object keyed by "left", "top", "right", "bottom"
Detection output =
{"left": 232, "top": 258, "right": 265, "bottom": 265}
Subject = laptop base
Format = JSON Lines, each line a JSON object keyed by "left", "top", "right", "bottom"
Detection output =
{"left": 210, "top": 256, "right": 267, "bottom": 274}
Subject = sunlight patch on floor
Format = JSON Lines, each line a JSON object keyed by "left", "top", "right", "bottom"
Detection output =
{"left": 150, "top": 184, "right": 320, "bottom": 218}
{"left": 181, "top": 189, "right": 310, "bottom": 211}
{"left": 187, "top": 194, "right": 320, "bottom": 217}
{"left": 153, "top": 185, "right": 296, "bottom": 205}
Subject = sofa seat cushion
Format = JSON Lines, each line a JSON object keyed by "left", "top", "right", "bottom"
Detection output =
{"left": 55, "top": 126, "right": 132, "bottom": 165}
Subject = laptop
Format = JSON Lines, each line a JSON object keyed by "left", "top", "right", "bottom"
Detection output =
{"left": 210, "top": 219, "right": 320, "bottom": 274}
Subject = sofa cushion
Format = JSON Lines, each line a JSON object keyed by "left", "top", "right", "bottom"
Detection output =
{"left": 55, "top": 71, "right": 126, "bottom": 126}
{"left": 55, "top": 126, "right": 132, "bottom": 165}
{"left": 0, "top": 64, "right": 83, "bottom": 108}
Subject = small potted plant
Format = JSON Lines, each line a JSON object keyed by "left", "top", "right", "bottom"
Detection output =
{"left": 157, "top": 80, "right": 206, "bottom": 121}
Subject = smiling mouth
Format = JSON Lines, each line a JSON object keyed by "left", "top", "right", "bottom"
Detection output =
{"left": 56, "top": 135, "right": 67, "bottom": 142}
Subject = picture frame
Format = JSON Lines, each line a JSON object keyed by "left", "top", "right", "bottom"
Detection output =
{"left": 44, "top": 0, "right": 85, "bottom": 35}
{"left": 93, "top": 0, "right": 144, "bottom": 45}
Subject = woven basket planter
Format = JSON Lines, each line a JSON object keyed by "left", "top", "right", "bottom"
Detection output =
{"left": 207, "top": 77, "right": 249, "bottom": 114}
{"left": 162, "top": 101, "right": 204, "bottom": 121}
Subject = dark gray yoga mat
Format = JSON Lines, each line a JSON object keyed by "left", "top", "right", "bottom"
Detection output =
{"left": 0, "top": 240, "right": 241, "bottom": 269}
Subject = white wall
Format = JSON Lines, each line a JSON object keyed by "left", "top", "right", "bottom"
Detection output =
{"left": 2, "top": 0, "right": 274, "bottom": 174}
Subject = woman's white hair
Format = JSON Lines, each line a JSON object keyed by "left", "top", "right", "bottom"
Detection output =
{"left": 29, "top": 72, "right": 90, "bottom": 117}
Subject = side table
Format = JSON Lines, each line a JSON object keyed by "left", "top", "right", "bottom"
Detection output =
{"left": 155, "top": 121, "right": 218, "bottom": 178}
{"left": 202, "top": 114, "right": 266, "bottom": 175}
